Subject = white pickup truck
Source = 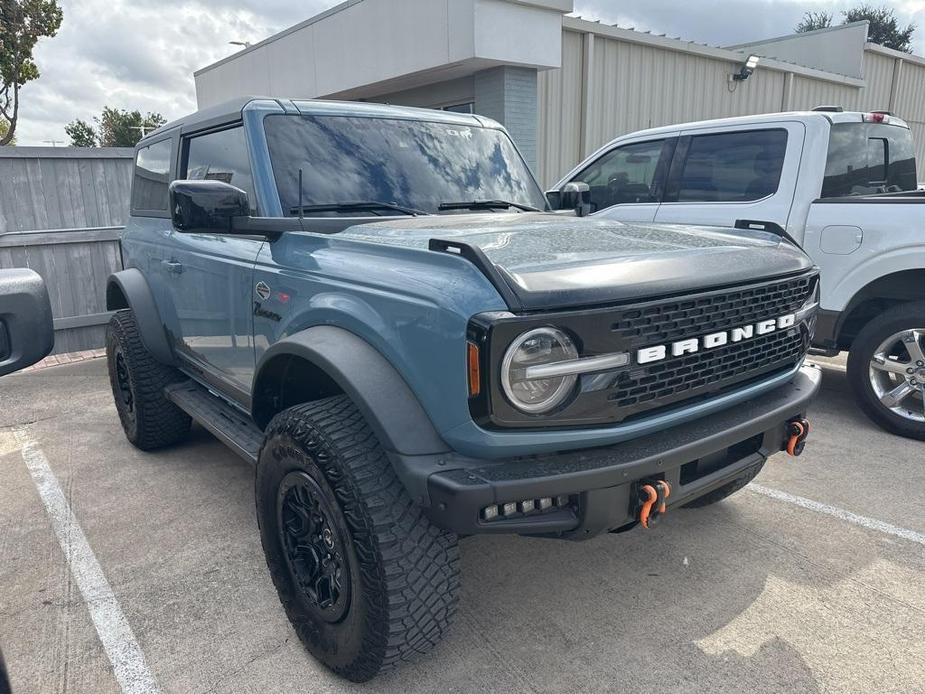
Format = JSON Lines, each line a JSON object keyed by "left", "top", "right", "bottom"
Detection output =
{"left": 549, "top": 109, "right": 925, "bottom": 440}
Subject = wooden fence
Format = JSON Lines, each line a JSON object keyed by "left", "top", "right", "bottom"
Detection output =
{"left": 0, "top": 146, "right": 133, "bottom": 353}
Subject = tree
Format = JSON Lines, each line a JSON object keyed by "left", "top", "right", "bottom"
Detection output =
{"left": 64, "top": 118, "right": 96, "bottom": 147}
{"left": 0, "top": 118, "right": 14, "bottom": 145}
{"left": 64, "top": 107, "right": 167, "bottom": 148}
{"left": 97, "top": 107, "right": 166, "bottom": 147}
{"left": 796, "top": 5, "right": 916, "bottom": 53}
{"left": 844, "top": 5, "right": 915, "bottom": 53}
{"left": 795, "top": 11, "right": 833, "bottom": 33}
{"left": 0, "top": 0, "right": 64, "bottom": 146}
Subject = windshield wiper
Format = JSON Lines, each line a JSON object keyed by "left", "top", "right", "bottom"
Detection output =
{"left": 437, "top": 199, "right": 541, "bottom": 212}
{"left": 289, "top": 201, "right": 428, "bottom": 217}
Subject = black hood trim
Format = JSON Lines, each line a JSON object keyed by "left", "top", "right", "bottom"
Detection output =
{"left": 429, "top": 238, "right": 525, "bottom": 311}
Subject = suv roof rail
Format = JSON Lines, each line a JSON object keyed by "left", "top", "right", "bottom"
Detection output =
{"left": 812, "top": 105, "right": 844, "bottom": 112}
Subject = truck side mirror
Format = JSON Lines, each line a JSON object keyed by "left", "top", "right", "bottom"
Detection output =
{"left": 0, "top": 269, "right": 54, "bottom": 377}
{"left": 169, "top": 179, "right": 250, "bottom": 233}
{"left": 560, "top": 181, "right": 592, "bottom": 217}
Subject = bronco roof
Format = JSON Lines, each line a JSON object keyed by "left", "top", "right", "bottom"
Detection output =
{"left": 140, "top": 97, "right": 498, "bottom": 145}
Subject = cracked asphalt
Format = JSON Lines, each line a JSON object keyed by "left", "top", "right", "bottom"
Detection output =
{"left": 0, "top": 356, "right": 923, "bottom": 694}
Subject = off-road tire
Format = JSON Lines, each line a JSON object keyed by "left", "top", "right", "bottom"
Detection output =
{"left": 106, "top": 309, "right": 191, "bottom": 450}
{"left": 846, "top": 302, "right": 925, "bottom": 440}
{"left": 255, "top": 395, "right": 460, "bottom": 682}
{"left": 683, "top": 461, "right": 765, "bottom": 508}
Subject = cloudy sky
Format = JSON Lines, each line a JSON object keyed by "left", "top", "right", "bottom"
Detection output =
{"left": 15, "top": 0, "right": 925, "bottom": 145}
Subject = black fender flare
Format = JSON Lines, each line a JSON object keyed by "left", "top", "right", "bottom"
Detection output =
{"left": 253, "top": 326, "right": 448, "bottom": 457}
{"left": 105, "top": 268, "right": 174, "bottom": 365}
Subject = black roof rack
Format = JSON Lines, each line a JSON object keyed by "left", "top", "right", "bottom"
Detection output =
{"left": 812, "top": 105, "right": 844, "bottom": 112}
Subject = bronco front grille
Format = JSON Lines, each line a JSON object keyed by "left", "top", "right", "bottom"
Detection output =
{"left": 605, "top": 274, "right": 814, "bottom": 421}
{"left": 474, "top": 272, "right": 817, "bottom": 429}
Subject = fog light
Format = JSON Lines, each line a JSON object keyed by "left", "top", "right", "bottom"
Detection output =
{"left": 502, "top": 502, "right": 518, "bottom": 516}
{"left": 555, "top": 495, "right": 570, "bottom": 507}
{"left": 538, "top": 497, "right": 553, "bottom": 510}
{"left": 481, "top": 505, "right": 499, "bottom": 521}
{"left": 519, "top": 500, "right": 536, "bottom": 513}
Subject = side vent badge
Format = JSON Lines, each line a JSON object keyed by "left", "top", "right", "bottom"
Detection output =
{"left": 255, "top": 281, "right": 271, "bottom": 301}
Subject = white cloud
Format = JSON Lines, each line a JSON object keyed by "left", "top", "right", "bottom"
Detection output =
{"left": 16, "top": 0, "right": 333, "bottom": 144}
{"left": 12, "top": 0, "right": 925, "bottom": 145}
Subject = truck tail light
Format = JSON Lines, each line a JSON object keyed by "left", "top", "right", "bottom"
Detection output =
{"left": 863, "top": 112, "right": 890, "bottom": 124}
{"left": 467, "top": 341, "right": 481, "bottom": 397}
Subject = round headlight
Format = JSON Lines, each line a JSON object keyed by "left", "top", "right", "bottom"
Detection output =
{"left": 501, "top": 327, "right": 579, "bottom": 413}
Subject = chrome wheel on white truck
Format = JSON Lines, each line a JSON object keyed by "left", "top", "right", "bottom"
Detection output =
{"left": 848, "top": 304, "right": 925, "bottom": 439}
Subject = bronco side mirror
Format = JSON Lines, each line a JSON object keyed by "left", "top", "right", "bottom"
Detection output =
{"left": 169, "top": 179, "right": 250, "bottom": 234}
{"left": 0, "top": 269, "right": 54, "bottom": 377}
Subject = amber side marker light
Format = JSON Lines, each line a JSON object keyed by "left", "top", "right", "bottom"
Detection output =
{"left": 467, "top": 341, "right": 481, "bottom": 397}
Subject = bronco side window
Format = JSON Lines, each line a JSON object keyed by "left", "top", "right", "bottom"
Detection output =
{"left": 131, "top": 138, "right": 172, "bottom": 214}
{"left": 183, "top": 126, "right": 257, "bottom": 214}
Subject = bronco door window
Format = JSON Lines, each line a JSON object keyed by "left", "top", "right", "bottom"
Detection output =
{"left": 131, "top": 138, "right": 172, "bottom": 215}
{"left": 182, "top": 126, "right": 257, "bottom": 214}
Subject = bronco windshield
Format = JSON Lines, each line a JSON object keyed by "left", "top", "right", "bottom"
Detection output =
{"left": 263, "top": 114, "right": 547, "bottom": 216}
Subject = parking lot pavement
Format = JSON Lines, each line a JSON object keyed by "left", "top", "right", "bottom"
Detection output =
{"left": 1, "top": 357, "right": 923, "bottom": 694}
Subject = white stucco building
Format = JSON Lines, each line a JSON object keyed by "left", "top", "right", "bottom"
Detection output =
{"left": 195, "top": 0, "right": 925, "bottom": 185}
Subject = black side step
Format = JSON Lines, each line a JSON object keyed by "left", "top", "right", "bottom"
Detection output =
{"left": 165, "top": 381, "right": 263, "bottom": 465}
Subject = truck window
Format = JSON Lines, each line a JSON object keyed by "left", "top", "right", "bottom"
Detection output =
{"left": 571, "top": 140, "right": 666, "bottom": 211}
{"left": 263, "top": 114, "right": 547, "bottom": 215}
{"left": 672, "top": 129, "right": 787, "bottom": 202}
{"left": 183, "top": 127, "right": 257, "bottom": 214}
{"left": 822, "top": 123, "right": 917, "bottom": 197}
{"left": 131, "top": 139, "right": 172, "bottom": 213}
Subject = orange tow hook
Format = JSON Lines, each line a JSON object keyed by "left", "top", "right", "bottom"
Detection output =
{"left": 639, "top": 480, "right": 671, "bottom": 528}
{"left": 785, "top": 417, "right": 811, "bottom": 457}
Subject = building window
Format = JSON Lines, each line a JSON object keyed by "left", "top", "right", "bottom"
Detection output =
{"left": 131, "top": 139, "right": 172, "bottom": 213}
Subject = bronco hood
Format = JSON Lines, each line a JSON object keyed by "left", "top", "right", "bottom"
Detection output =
{"left": 339, "top": 213, "right": 814, "bottom": 311}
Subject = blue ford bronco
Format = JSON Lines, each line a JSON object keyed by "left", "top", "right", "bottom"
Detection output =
{"left": 105, "top": 97, "right": 821, "bottom": 681}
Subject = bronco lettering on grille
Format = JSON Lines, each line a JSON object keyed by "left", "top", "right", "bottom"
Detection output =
{"left": 635, "top": 314, "right": 796, "bottom": 365}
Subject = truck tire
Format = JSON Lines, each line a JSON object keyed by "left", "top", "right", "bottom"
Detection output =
{"left": 105, "top": 309, "right": 191, "bottom": 450}
{"left": 682, "top": 461, "right": 765, "bottom": 508}
{"left": 255, "top": 395, "right": 460, "bottom": 682}
{"left": 847, "top": 302, "right": 925, "bottom": 440}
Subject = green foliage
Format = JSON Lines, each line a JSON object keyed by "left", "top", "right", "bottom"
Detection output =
{"left": 64, "top": 108, "right": 167, "bottom": 148}
{"left": 795, "top": 11, "right": 833, "bottom": 33}
{"left": 64, "top": 118, "right": 97, "bottom": 147}
{"left": 0, "top": 0, "right": 64, "bottom": 145}
{"left": 796, "top": 4, "right": 916, "bottom": 53}
{"left": 0, "top": 117, "right": 14, "bottom": 145}
{"left": 844, "top": 5, "right": 915, "bottom": 53}
{"left": 96, "top": 107, "right": 166, "bottom": 147}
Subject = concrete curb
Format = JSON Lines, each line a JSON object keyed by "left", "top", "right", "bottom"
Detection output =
{"left": 24, "top": 349, "right": 106, "bottom": 372}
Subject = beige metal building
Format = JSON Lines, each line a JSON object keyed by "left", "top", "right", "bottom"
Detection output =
{"left": 194, "top": 0, "right": 925, "bottom": 186}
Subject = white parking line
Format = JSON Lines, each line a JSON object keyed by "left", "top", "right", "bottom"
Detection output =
{"left": 13, "top": 428, "right": 160, "bottom": 694}
{"left": 749, "top": 482, "right": 925, "bottom": 547}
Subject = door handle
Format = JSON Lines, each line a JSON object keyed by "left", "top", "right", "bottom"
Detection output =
{"left": 162, "top": 260, "right": 184, "bottom": 274}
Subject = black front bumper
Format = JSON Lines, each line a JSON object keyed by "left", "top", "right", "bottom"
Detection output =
{"left": 424, "top": 364, "right": 821, "bottom": 539}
